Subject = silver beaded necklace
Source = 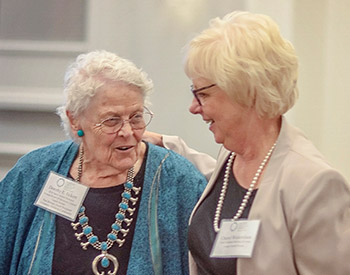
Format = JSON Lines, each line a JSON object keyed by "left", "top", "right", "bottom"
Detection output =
{"left": 71, "top": 145, "right": 141, "bottom": 275}
{"left": 213, "top": 143, "right": 276, "bottom": 233}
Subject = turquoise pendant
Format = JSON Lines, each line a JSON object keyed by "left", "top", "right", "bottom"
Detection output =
{"left": 101, "top": 256, "right": 110, "bottom": 268}
{"left": 92, "top": 252, "right": 118, "bottom": 275}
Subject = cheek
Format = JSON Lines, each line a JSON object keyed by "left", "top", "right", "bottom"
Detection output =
{"left": 203, "top": 102, "right": 221, "bottom": 118}
{"left": 88, "top": 132, "right": 115, "bottom": 149}
{"left": 134, "top": 129, "right": 145, "bottom": 142}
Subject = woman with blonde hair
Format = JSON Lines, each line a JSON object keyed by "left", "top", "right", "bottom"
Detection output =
{"left": 146, "top": 11, "right": 350, "bottom": 275}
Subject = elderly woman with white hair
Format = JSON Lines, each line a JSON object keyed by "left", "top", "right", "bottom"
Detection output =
{"left": 145, "top": 11, "right": 350, "bottom": 275}
{"left": 0, "top": 50, "right": 207, "bottom": 275}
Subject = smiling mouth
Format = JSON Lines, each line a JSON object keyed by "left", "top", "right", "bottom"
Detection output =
{"left": 116, "top": 146, "right": 133, "bottom": 151}
{"left": 205, "top": 119, "right": 214, "bottom": 126}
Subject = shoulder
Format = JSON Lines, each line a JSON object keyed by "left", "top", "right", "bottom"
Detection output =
{"left": 266, "top": 120, "right": 349, "bottom": 206}
{"left": 24, "top": 140, "right": 76, "bottom": 158}
{"left": 273, "top": 118, "right": 340, "bottom": 179}
{"left": 147, "top": 142, "right": 204, "bottom": 176}
{"left": 16, "top": 140, "right": 76, "bottom": 167}
{"left": 2, "top": 140, "right": 77, "bottom": 184}
{"left": 146, "top": 143, "right": 207, "bottom": 201}
{"left": 0, "top": 140, "right": 77, "bottom": 211}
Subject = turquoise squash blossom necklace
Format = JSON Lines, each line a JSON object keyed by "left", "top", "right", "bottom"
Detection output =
{"left": 71, "top": 146, "right": 141, "bottom": 275}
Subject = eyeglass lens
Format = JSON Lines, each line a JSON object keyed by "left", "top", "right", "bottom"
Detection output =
{"left": 191, "top": 84, "right": 216, "bottom": 106}
{"left": 99, "top": 108, "right": 153, "bottom": 134}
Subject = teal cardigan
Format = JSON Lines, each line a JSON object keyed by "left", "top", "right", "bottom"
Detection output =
{"left": 0, "top": 141, "right": 207, "bottom": 275}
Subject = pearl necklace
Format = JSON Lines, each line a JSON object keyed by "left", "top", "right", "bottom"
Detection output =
{"left": 213, "top": 143, "right": 276, "bottom": 233}
{"left": 72, "top": 145, "right": 141, "bottom": 275}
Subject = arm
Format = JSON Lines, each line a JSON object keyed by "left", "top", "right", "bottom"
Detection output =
{"left": 292, "top": 170, "right": 350, "bottom": 274}
{"left": 0, "top": 168, "right": 23, "bottom": 275}
{"left": 143, "top": 131, "right": 216, "bottom": 180}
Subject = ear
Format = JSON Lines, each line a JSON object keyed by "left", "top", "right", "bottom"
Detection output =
{"left": 66, "top": 110, "right": 80, "bottom": 132}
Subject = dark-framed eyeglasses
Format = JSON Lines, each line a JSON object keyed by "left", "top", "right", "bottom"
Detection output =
{"left": 95, "top": 106, "right": 154, "bottom": 134}
{"left": 190, "top": 84, "right": 216, "bottom": 106}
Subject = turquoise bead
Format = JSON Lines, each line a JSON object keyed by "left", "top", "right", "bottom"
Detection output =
{"left": 119, "top": 202, "right": 128, "bottom": 210}
{"left": 83, "top": 226, "right": 92, "bottom": 235}
{"left": 116, "top": 213, "right": 125, "bottom": 221}
{"left": 77, "top": 130, "right": 84, "bottom": 137}
{"left": 101, "top": 241, "right": 108, "bottom": 251}
{"left": 112, "top": 223, "right": 121, "bottom": 231}
{"left": 79, "top": 217, "right": 88, "bottom": 225}
{"left": 122, "top": 192, "right": 131, "bottom": 199}
{"left": 124, "top": 182, "right": 133, "bottom": 189}
{"left": 89, "top": 235, "right": 98, "bottom": 244}
{"left": 108, "top": 233, "right": 117, "bottom": 241}
{"left": 79, "top": 206, "right": 85, "bottom": 213}
{"left": 102, "top": 257, "right": 110, "bottom": 268}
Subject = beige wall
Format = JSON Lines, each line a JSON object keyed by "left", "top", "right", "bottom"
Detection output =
{"left": 247, "top": 0, "right": 350, "bottom": 181}
{"left": 1, "top": 0, "right": 349, "bottom": 181}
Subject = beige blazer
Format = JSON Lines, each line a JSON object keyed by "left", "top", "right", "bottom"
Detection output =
{"left": 165, "top": 117, "right": 350, "bottom": 275}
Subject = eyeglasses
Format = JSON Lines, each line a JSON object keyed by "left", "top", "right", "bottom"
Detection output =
{"left": 190, "top": 84, "right": 216, "bottom": 106}
{"left": 95, "top": 106, "right": 153, "bottom": 134}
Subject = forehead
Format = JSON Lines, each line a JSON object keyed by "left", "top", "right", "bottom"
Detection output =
{"left": 88, "top": 82, "right": 144, "bottom": 115}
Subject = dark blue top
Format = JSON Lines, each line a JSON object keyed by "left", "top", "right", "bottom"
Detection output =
{"left": 188, "top": 156, "right": 257, "bottom": 275}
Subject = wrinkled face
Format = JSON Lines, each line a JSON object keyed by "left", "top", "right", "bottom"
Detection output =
{"left": 189, "top": 78, "right": 252, "bottom": 151}
{"left": 70, "top": 82, "right": 145, "bottom": 173}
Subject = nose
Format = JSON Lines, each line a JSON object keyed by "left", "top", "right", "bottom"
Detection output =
{"left": 117, "top": 120, "right": 133, "bottom": 136}
{"left": 189, "top": 97, "right": 201, "bottom": 114}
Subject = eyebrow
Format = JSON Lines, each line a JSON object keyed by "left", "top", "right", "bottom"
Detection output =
{"left": 99, "top": 108, "right": 143, "bottom": 119}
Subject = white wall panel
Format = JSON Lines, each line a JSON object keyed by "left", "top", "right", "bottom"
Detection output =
{"left": 1, "top": 0, "right": 349, "bottom": 181}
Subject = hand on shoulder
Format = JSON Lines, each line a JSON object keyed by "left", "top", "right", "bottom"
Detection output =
{"left": 143, "top": 131, "right": 164, "bottom": 147}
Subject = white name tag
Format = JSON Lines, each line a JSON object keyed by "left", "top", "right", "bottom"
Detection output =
{"left": 210, "top": 219, "right": 260, "bottom": 258}
{"left": 34, "top": 171, "right": 89, "bottom": 221}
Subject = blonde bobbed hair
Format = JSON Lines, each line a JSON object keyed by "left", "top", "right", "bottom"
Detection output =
{"left": 184, "top": 11, "right": 298, "bottom": 118}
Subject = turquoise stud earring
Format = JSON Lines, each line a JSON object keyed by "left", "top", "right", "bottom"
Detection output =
{"left": 77, "top": 130, "right": 84, "bottom": 137}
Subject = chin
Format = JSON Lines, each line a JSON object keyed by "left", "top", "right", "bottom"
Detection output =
{"left": 112, "top": 161, "right": 135, "bottom": 173}
{"left": 213, "top": 134, "right": 224, "bottom": 145}
{"left": 111, "top": 154, "right": 136, "bottom": 167}
{"left": 222, "top": 140, "right": 237, "bottom": 152}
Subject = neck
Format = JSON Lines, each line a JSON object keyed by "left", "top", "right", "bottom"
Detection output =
{"left": 81, "top": 166, "right": 131, "bottom": 188}
{"left": 72, "top": 143, "right": 145, "bottom": 188}
{"left": 235, "top": 116, "right": 280, "bottom": 159}
{"left": 232, "top": 116, "right": 281, "bottom": 189}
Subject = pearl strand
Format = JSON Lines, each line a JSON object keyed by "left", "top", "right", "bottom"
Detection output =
{"left": 213, "top": 143, "right": 277, "bottom": 233}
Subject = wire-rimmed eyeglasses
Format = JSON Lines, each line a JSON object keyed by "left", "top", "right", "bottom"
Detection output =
{"left": 95, "top": 106, "right": 153, "bottom": 134}
{"left": 191, "top": 84, "right": 216, "bottom": 106}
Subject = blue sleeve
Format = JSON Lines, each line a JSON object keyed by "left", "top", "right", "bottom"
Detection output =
{"left": 0, "top": 164, "right": 30, "bottom": 274}
{"left": 0, "top": 141, "right": 76, "bottom": 274}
